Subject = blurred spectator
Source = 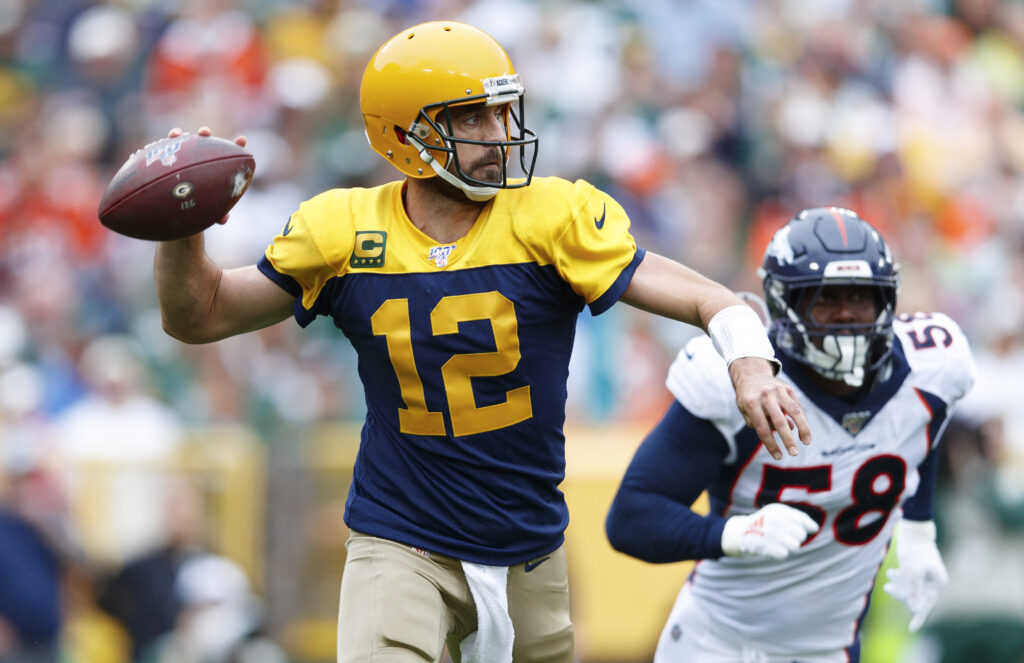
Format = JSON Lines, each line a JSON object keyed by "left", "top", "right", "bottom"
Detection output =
{"left": 96, "top": 479, "right": 207, "bottom": 663}
{"left": 142, "top": 0, "right": 270, "bottom": 137}
{"left": 0, "top": 448, "right": 73, "bottom": 663}
{"left": 0, "top": 303, "right": 76, "bottom": 663}
{"left": 151, "top": 554, "right": 286, "bottom": 663}
{"left": 51, "top": 334, "right": 183, "bottom": 567}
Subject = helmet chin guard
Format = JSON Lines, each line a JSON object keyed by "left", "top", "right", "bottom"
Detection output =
{"left": 785, "top": 309, "right": 883, "bottom": 387}
{"left": 760, "top": 207, "right": 900, "bottom": 386}
{"left": 411, "top": 138, "right": 500, "bottom": 201}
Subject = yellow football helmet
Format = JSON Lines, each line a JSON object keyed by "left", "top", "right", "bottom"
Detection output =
{"left": 360, "top": 21, "right": 538, "bottom": 201}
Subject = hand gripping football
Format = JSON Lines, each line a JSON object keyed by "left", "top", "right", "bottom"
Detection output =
{"left": 98, "top": 133, "right": 255, "bottom": 241}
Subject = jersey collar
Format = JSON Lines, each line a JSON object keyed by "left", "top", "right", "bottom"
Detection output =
{"left": 778, "top": 338, "right": 911, "bottom": 435}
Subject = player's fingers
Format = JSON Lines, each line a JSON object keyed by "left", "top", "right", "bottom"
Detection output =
{"left": 795, "top": 511, "right": 819, "bottom": 534}
{"left": 776, "top": 507, "right": 819, "bottom": 535}
{"left": 783, "top": 520, "right": 814, "bottom": 544}
{"left": 752, "top": 415, "right": 783, "bottom": 461}
{"left": 908, "top": 612, "right": 926, "bottom": 633}
{"left": 793, "top": 411, "right": 812, "bottom": 446}
{"left": 766, "top": 400, "right": 799, "bottom": 457}
{"left": 773, "top": 527, "right": 804, "bottom": 550}
{"left": 233, "top": 134, "right": 247, "bottom": 147}
{"left": 883, "top": 571, "right": 911, "bottom": 600}
{"left": 738, "top": 393, "right": 784, "bottom": 460}
{"left": 882, "top": 581, "right": 905, "bottom": 601}
{"left": 776, "top": 386, "right": 811, "bottom": 446}
{"left": 197, "top": 126, "right": 212, "bottom": 136}
{"left": 764, "top": 542, "right": 790, "bottom": 561}
{"left": 168, "top": 127, "right": 183, "bottom": 138}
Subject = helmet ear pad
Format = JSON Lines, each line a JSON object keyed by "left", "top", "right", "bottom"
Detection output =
{"left": 361, "top": 115, "right": 429, "bottom": 178}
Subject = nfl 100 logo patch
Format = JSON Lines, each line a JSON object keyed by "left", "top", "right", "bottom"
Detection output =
{"left": 428, "top": 244, "right": 456, "bottom": 268}
{"left": 146, "top": 138, "right": 184, "bottom": 167}
{"left": 841, "top": 410, "right": 871, "bottom": 435}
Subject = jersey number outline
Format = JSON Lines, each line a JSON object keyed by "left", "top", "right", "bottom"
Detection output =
{"left": 897, "top": 313, "right": 953, "bottom": 350}
{"left": 756, "top": 454, "right": 907, "bottom": 546}
{"left": 371, "top": 293, "right": 533, "bottom": 437}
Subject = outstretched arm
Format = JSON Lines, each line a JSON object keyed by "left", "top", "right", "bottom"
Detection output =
{"left": 620, "top": 251, "right": 811, "bottom": 458}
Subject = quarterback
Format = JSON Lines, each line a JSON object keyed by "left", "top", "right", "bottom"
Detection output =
{"left": 606, "top": 207, "right": 976, "bottom": 662}
{"left": 152, "top": 21, "right": 810, "bottom": 663}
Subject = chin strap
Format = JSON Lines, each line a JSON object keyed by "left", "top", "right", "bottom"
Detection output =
{"left": 409, "top": 136, "right": 499, "bottom": 202}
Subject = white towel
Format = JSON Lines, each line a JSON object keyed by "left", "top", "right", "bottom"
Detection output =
{"left": 459, "top": 561, "right": 514, "bottom": 663}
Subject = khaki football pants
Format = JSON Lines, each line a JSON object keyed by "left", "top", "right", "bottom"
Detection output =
{"left": 337, "top": 530, "right": 573, "bottom": 663}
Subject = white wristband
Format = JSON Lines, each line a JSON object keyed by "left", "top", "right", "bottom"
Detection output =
{"left": 708, "top": 305, "right": 778, "bottom": 369}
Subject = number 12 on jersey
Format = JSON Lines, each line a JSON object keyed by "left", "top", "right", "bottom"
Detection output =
{"left": 371, "top": 292, "right": 533, "bottom": 438}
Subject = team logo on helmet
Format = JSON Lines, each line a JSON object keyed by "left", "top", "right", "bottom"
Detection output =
{"left": 763, "top": 224, "right": 795, "bottom": 266}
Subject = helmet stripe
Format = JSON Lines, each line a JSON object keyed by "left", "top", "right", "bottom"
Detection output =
{"left": 828, "top": 207, "right": 849, "bottom": 247}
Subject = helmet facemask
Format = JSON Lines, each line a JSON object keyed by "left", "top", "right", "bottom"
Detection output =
{"left": 767, "top": 278, "right": 898, "bottom": 388}
{"left": 403, "top": 75, "right": 538, "bottom": 202}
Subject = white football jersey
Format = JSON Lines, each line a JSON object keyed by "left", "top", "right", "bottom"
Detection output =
{"left": 660, "top": 312, "right": 975, "bottom": 657}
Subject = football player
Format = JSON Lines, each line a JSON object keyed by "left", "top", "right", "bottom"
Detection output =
{"left": 152, "top": 21, "right": 811, "bottom": 663}
{"left": 605, "top": 207, "right": 976, "bottom": 662}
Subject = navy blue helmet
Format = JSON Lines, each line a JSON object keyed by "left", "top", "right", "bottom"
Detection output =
{"left": 758, "top": 207, "right": 900, "bottom": 387}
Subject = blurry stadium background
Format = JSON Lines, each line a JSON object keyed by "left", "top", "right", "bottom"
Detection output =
{"left": 1, "top": 0, "right": 1023, "bottom": 662}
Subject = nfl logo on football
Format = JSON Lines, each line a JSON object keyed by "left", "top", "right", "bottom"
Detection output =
{"left": 842, "top": 410, "right": 871, "bottom": 435}
{"left": 429, "top": 244, "right": 456, "bottom": 268}
{"left": 145, "top": 137, "right": 183, "bottom": 167}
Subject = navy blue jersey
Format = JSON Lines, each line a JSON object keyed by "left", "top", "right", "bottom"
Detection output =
{"left": 260, "top": 177, "right": 643, "bottom": 564}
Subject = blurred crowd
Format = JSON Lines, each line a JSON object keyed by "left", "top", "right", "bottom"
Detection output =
{"left": 1, "top": 0, "right": 1024, "bottom": 661}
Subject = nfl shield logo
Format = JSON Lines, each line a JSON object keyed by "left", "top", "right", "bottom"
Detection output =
{"left": 841, "top": 410, "right": 871, "bottom": 435}
{"left": 428, "top": 244, "right": 456, "bottom": 268}
{"left": 145, "top": 138, "right": 183, "bottom": 167}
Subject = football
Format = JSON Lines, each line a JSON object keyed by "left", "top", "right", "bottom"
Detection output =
{"left": 98, "top": 133, "right": 255, "bottom": 241}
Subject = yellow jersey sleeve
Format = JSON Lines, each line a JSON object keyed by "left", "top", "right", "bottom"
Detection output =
{"left": 264, "top": 189, "right": 356, "bottom": 311}
{"left": 548, "top": 179, "right": 641, "bottom": 312}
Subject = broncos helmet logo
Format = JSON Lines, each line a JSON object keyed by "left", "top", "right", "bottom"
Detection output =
{"left": 764, "top": 224, "right": 795, "bottom": 266}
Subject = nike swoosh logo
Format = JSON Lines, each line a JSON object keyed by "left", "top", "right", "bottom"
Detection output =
{"left": 282, "top": 218, "right": 293, "bottom": 236}
{"left": 594, "top": 203, "right": 606, "bottom": 230}
{"left": 524, "top": 556, "right": 550, "bottom": 572}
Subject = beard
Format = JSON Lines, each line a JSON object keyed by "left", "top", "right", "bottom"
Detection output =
{"left": 423, "top": 168, "right": 473, "bottom": 203}
{"left": 423, "top": 148, "right": 504, "bottom": 204}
